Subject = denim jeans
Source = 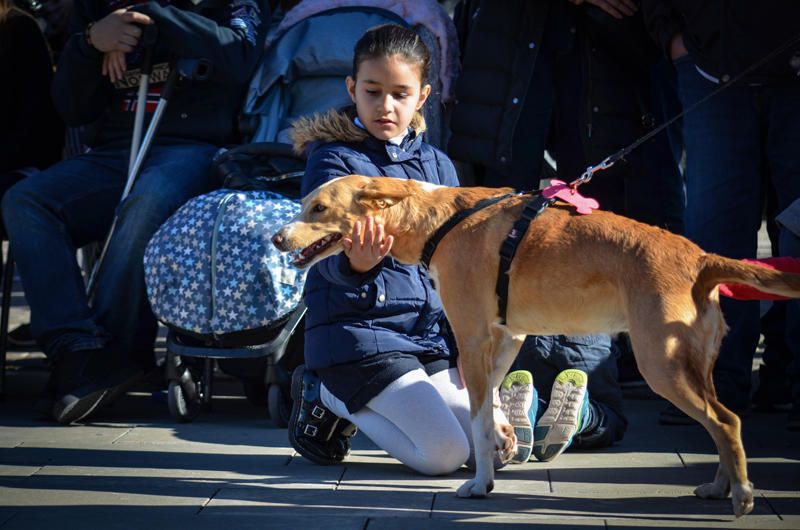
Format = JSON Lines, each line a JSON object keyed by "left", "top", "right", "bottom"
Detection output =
{"left": 513, "top": 334, "right": 627, "bottom": 447}
{"left": 780, "top": 229, "right": 800, "bottom": 403}
{"left": 675, "top": 56, "right": 800, "bottom": 406}
{"left": 2, "top": 143, "right": 219, "bottom": 367}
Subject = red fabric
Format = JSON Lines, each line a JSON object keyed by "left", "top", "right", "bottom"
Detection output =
{"left": 718, "top": 257, "right": 800, "bottom": 300}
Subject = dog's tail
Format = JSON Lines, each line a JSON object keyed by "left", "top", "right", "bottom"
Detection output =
{"left": 693, "top": 254, "right": 800, "bottom": 305}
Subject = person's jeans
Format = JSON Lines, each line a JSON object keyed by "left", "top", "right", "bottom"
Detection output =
{"left": 513, "top": 334, "right": 627, "bottom": 446}
{"left": 675, "top": 56, "right": 800, "bottom": 407}
{"left": 2, "top": 143, "right": 219, "bottom": 367}
{"left": 780, "top": 229, "right": 800, "bottom": 404}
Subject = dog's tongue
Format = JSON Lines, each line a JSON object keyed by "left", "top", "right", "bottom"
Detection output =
{"left": 542, "top": 180, "right": 599, "bottom": 214}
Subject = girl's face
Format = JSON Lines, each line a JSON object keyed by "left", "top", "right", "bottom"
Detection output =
{"left": 346, "top": 55, "right": 431, "bottom": 141}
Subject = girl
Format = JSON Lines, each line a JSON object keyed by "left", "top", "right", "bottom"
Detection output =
{"left": 287, "top": 24, "right": 526, "bottom": 474}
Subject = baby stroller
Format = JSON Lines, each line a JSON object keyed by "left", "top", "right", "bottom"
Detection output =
{"left": 144, "top": 0, "right": 458, "bottom": 425}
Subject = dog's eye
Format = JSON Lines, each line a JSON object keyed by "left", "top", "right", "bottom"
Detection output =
{"left": 312, "top": 203, "right": 326, "bottom": 213}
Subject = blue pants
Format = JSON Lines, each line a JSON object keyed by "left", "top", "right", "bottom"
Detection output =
{"left": 675, "top": 56, "right": 800, "bottom": 407}
{"left": 514, "top": 335, "right": 627, "bottom": 448}
{"left": 2, "top": 143, "right": 218, "bottom": 367}
{"left": 780, "top": 229, "right": 800, "bottom": 403}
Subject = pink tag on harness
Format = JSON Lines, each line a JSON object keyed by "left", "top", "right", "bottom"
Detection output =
{"left": 541, "top": 179, "right": 600, "bottom": 215}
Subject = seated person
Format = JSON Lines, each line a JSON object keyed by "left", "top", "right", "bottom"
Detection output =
{"left": 1, "top": 0, "right": 268, "bottom": 424}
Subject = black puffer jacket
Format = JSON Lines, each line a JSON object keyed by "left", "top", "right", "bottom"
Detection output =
{"left": 447, "top": 0, "right": 660, "bottom": 187}
{"left": 53, "top": 0, "right": 268, "bottom": 148}
{"left": 642, "top": 0, "right": 800, "bottom": 85}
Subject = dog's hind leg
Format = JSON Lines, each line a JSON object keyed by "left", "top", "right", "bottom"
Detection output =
{"left": 455, "top": 324, "right": 523, "bottom": 498}
{"left": 629, "top": 318, "right": 753, "bottom": 517}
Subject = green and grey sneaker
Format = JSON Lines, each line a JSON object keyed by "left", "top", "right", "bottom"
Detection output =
{"left": 532, "top": 369, "right": 589, "bottom": 462}
{"left": 499, "top": 370, "right": 538, "bottom": 463}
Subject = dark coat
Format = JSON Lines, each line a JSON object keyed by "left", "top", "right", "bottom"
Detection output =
{"left": 642, "top": 0, "right": 800, "bottom": 85}
{"left": 53, "top": 0, "right": 268, "bottom": 148}
{"left": 447, "top": 0, "right": 660, "bottom": 188}
{"left": 292, "top": 108, "right": 460, "bottom": 371}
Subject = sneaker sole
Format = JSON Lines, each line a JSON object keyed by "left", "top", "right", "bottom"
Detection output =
{"left": 52, "top": 368, "right": 145, "bottom": 425}
{"left": 500, "top": 370, "right": 534, "bottom": 464}
{"left": 52, "top": 389, "right": 109, "bottom": 425}
{"left": 533, "top": 369, "right": 588, "bottom": 462}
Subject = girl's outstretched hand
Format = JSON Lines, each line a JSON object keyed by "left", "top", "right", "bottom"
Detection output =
{"left": 342, "top": 217, "right": 394, "bottom": 273}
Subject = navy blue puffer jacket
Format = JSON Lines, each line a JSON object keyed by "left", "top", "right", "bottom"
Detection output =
{"left": 291, "top": 108, "right": 459, "bottom": 370}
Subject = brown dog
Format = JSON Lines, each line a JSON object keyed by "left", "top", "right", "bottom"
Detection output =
{"left": 272, "top": 175, "right": 800, "bottom": 517}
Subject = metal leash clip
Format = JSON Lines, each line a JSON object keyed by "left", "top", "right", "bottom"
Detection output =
{"left": 569, "top": 153, "right": 617, "bottom": 189}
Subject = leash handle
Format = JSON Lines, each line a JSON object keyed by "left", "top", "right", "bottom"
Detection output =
{"left": 568, "top": 30, "right": 800, "bottom": 190}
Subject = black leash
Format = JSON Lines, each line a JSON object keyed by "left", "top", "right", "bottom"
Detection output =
{"left": 569, "top": 31, "right": 800, "bottom": 188}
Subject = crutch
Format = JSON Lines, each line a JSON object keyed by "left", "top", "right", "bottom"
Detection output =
{"left": 85, "top": 59, "right": 179, "bottom": 298}
{"left": 85, "top": 57, "right": 214, "bottom": 299}
{"left": 129, "top": 24, "right": 158, "bottom": 175}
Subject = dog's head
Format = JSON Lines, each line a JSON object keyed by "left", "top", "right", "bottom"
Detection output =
{"left": 272, "top": 175, "right": 416, "bottom": 269}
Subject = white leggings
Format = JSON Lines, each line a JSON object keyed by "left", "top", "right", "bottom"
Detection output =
{"left": 320, "top": 367, "right": 507, "bottom": 476}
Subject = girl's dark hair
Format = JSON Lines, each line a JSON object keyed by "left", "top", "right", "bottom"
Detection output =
{"left": 352, "top": 24, "right": 431, "bottom": 84}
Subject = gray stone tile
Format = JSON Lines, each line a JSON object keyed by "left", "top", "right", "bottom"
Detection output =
{"left": 0, "top": 483, "right": 215, "bottom": 507}
{"left": 0, "top": 465, "right": 39, "bottom": 477}
{"left": 204, "top": 483, "right": 435, "bottom": 518}
{"left": 371, "top": 516, "right": 603, "bottom": 528}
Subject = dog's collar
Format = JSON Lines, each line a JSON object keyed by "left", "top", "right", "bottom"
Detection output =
{"left": 420, "top": 193, "right": 517, "bottom": 269}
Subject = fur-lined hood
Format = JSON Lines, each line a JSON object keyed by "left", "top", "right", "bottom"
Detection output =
{"left": 290, "top": 106, "right": 427, "bottom": 156}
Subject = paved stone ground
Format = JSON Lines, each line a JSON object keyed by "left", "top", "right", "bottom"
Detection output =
{"left": 2, "top": 347, "right": 799, "bottom": 529}
{"left": 0, "top": 229, "right": 798, "bottom": 529}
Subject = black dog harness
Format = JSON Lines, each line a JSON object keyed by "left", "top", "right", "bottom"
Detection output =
{"left": 420, "top": 191, "right": 554, "bottom": 325}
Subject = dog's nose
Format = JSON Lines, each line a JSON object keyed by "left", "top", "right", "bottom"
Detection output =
{"left": 271, "top": 232, "right": 285, "bottom": 250}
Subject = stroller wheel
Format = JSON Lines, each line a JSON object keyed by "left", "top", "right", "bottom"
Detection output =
{"left": 167, "top": 380, "right": 202, "bottom": 422}
{"left": 267, "top": 383, "right": 291, "bottom": 428}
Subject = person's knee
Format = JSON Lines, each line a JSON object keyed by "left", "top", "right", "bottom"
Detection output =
{"left": 2, "top": 178, "right": 41, "bottom": 236}
{"left": 413, "top": 434, "right": 470, "bottom": 476}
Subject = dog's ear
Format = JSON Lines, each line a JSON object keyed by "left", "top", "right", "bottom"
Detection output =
{"left": 355, "top": 178, "right": 415, "bottom": 210}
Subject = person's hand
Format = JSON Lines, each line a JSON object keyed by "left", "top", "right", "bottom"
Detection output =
{"left": 342, "top": 217, "right": 394, "bottom": 273}
{"left": 89, "top": 8, "right": 152, "bottom": 53}
{"left": 669, "top": 33, "right": 688, "bottom": 61}
{"left": 568, "top": 0, "right": 637, "bottom": 19}
{"left": 102, "top": 51, "right": 127, "bottom": 84}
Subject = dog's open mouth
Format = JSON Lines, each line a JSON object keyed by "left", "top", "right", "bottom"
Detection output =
{"left": 291, "top": 233, "right": 343, "bottom": 268}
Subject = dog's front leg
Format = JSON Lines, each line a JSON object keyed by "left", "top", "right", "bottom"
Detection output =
{"left": 457, "top": 383, "right": 496, "bottom": 498}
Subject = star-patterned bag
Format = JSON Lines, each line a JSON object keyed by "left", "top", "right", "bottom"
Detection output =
{"left": 144, "top": 188, "right": 306, "bottom": 344}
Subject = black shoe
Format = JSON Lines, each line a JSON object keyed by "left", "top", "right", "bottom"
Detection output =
{"left": 51, "top": 349, "right": 144, "bottom": 425}
{"left": 33, "top": 371, "right": 58, "bottom": 419}
{"left": 788, "top": 408, "right": 800, "bottom": 431}
{"left": 752, "top": 365, "right": 792, "bottom": 410}
{"left": 288, "top": 365, "right": 356, "bottom": 465}
{"left": 7, "top": 323, "right": 36, "bottom": 350}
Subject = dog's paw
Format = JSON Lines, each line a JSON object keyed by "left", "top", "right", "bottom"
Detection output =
{"left": 694, "top": 481, "right": 729, "bottom": 500}
{"left": 731, "top": 481, "right": 754, "bottom": 518}
{"left": 456, "top": 479, "right": 494, "bottom": 498}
